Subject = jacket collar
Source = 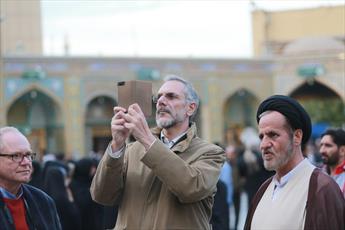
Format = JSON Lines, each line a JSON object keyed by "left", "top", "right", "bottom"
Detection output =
{"left": 0, "top": 186, "right": 23, "bottom": 199}
{"left": 151, "top": 122, "right": 198, "bottom": 153}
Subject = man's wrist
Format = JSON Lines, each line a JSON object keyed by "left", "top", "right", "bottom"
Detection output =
{"left": 142, "top": 135, "right": 157, "bottom": 151}
{"left": 111, "top": 140, "right": 125, "bottom": 152}
{"left": 108, "top": 144, "right": 125, "bottom": 159}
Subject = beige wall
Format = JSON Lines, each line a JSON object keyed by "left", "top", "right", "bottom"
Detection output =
{"left": 274, "top": 54, "right": 345, "bottom": 101}
{"left": 1, "top": 3, "right": 344, "bottom": 157}
{"left": 0, "top": 0, "right": 42, "bottom": 55}
{"left": 252, "top": 5, "right": 345, "bottom": 56}
{"left": 64, "top": 77, "right": 84, "bottom": 157}
{"left": 2, "top": 54, "right": 343, "bottom": 157}
{"left": 0, "top": 57, "right": 4, "bottom": 127}
{"left": 2, "top": 57, "right": 274, "bottom": 156}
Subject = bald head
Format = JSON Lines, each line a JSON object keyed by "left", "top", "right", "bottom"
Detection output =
{"left": 0, "top": 127, "right": 30, "bottom": 153}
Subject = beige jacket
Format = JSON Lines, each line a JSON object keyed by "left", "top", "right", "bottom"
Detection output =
{"left": 90, "top": 123, "right": 225, "bottom": 230}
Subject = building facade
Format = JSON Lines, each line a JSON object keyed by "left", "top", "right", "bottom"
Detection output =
{"left": 0, "top": 3, "right": 344, "bottom": 159}
{"left": 0, "top": 0, "right": 42, "bottom": 56}
{"left": 252, "top": 5, "right": 344, "bottom": 56}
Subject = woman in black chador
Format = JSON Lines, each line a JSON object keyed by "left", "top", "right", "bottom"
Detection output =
{"left": 44, "top": 166, "right": 82, "bottom": 230}
{"left": 70, "top": 158, "right": 110, "bottom": 230}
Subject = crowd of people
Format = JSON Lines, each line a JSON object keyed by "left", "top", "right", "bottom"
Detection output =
{"left": 0, "top": 75, "right": 344, "bottom": 230}
{"left": 27, "top": 149, "right": 119, "bottom": 230}
{"left": 30, "top": 156, "right": 119, "bottom": 230}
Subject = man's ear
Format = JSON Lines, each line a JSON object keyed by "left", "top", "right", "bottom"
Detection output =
{"left": 187, "top": 102, "right": 197, "bottom": 117}
{"left": 294, "top": 129, "right": 303, "bottom": 146}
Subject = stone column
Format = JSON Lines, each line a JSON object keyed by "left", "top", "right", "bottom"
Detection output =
{"left": 64, "top": 77, "right": 84, "bottom": 159}
{"left": 199, "top": 79, "right": 223, "bottom": 143}
{"left": 0, "top": 57, "right": 5, "bottom": 127}
{"left": 208, "top": 79, "right": 223, "bottom": 143}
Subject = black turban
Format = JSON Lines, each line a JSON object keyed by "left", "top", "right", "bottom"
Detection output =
{"left": 256, "top": 95, "right": 311, "bottom": 145}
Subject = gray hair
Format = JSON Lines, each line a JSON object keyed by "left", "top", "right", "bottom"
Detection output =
{"left": 164, "top": 75, "right": 200, "bottom": 121}
{"left": 0, "top": 126, "right": 23, "bottom": 152}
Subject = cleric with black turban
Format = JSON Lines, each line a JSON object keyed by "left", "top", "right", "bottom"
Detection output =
{"left": 244, "top": 95, "right": 345, "bottom": 230}
{"left": 256, "top": 95, "right": 312, "bottom": 146}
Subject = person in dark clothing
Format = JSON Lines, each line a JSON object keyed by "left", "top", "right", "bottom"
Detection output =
{"left": 103, "top": 204, "right": 119, "bottom": 229}
{"left": 0, "top": 126, "right": 61, "bottom": 230}
{"left": 211, "top": 180, "right": 229, "bottom": 230}
{"left": 241, "top": 148, "right": 274, "bottom": 204}
{"left": 28, "top": 160, "right": 43, "bottom": 189}
{"left": 70, "top": 158, "right": 107, "bottom": 230}
{"left": 42, "top": 160, "right": 69, "bottom": 183}
{"left": 44, "top": 166, "right": 82, "bottom": 230}
{"left": 0, "top": 184, "right": 62, "bottom": 230}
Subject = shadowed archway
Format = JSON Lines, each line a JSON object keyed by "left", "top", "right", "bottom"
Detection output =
{"left": 290, "top": 80, "right": 344, "bottom": 129}
{"left": 7, "top": 89, "right": 64, "bottom": 158}
{"left": 85, "top": 96, "right": 116, "bottom": 155}
{"left": 223, "top": 89, "right": 259, "bottom": 145}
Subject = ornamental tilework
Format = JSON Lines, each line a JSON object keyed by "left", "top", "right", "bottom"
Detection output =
{"left": 5, "top": 77, "right": 64, "bottom": 101}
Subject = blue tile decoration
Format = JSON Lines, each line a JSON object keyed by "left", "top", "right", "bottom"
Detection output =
{"left": 5, "top": 77, "right": 64, "bottom": 101}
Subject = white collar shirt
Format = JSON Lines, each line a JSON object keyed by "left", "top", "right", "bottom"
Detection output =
{"left": 271, "top": 158, "right": 309, "bottom": 201}
{"left": 160, "top": 131, "right": 187, "bottom": 149}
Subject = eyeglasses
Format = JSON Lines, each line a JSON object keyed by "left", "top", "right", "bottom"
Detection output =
{"left": 153, "top": 92, "right": 183, "bottom": 104}
{"left": 0, "top": 152, "right": 37, "bottom": 163}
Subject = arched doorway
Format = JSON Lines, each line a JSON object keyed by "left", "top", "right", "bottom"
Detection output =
{"left": 223, "top": 89, "right": 258, "bottom": 145}
{"left": 85, "top": 96, "right": 116, "bottom": 155}
{"left": 290, "top": 81, "right": 344, "bottom": 137}
{"left": 6, "top": 90, "right": 64, "bottom": 159}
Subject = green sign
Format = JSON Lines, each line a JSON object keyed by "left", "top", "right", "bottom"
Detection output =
{"left": 297, "top": 64, "right": 325, "bottom": 79}
{"left": 137, "top": 68, "right": 160, "bottom": 81}
{"left": 22, "top": 68, "right": 46, "bottom": 80}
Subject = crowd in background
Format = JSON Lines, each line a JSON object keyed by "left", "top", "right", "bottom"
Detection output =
{"left": 28, "top": 153, "right": 118, "bottom": 230}
{"left": 27, "top": 125, "right": 343, "bottom": 230}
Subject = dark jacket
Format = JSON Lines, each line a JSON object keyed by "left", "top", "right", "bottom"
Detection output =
{"left": 44, "top": 166, "right": 82, "bottom": 230}
{"left": 244, "top": 168, "right": 345, "bottom": 230}
{"left": 0, "top": 184, "right": 62, "bottom": 230}
{"left": 210, "top": 180, "right": 229, "bottom": 230}
{"left": 70, "top": 158, "right": 106, "bottom": 230}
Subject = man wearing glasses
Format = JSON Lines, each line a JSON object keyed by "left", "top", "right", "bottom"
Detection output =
{"left": 0, "top": 126, "right": 62, "bottom": 230}
{"left": 91, "top": 75, "right": 225, "bottom": 230}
